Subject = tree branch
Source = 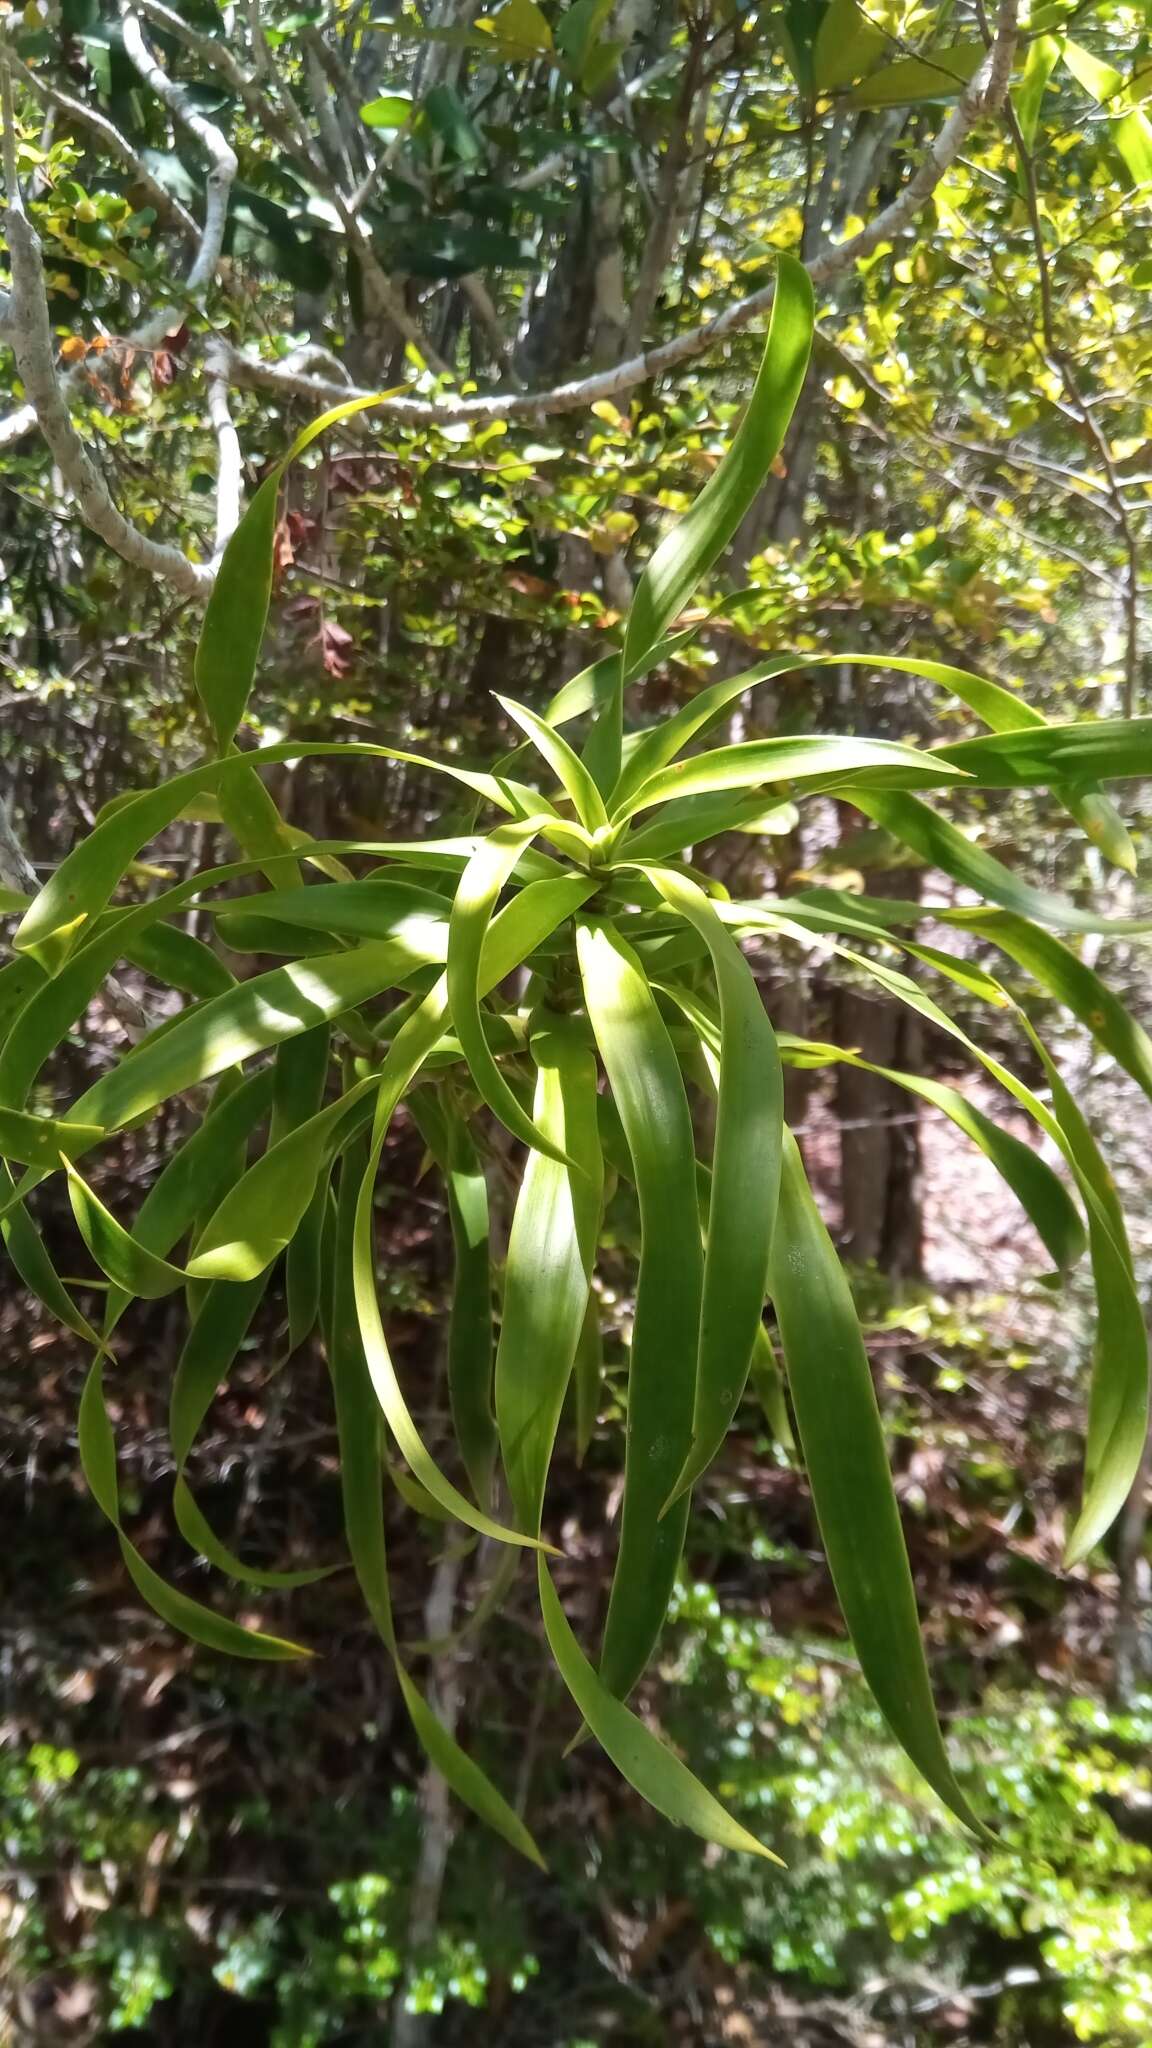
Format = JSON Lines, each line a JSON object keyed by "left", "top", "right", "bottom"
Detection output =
{"left": 6, "top": 47, "right": 199, "bottom": 242}
{"left": 1002, "top": 71, "right": 1140, "bottom": 714}
{"left": 0, "top": 52, "right": 211, "bottom": 599}
{"left": 118, "top": 1, "right": 237, "bottom": 298}
{"left": 0, "top": 0, "right": 1021, "bottom": 599}
{"left": 224, "top": 0, "right": 1020, "bottom": 423}
{"left": 205, "top": 337, "right": 243, "bottom": 558}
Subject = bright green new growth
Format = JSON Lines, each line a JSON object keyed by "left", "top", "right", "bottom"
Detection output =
{"left": 3, "top": 254, "right": 1150, "bottom": 1867}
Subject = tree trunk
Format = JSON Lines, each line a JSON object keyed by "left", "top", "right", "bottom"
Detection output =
{"left": 1113, "top": 1399, "right": 1152, "bottom": 1704}
{"left": 834, "top": 866, "right": 924, "bottom": 1281}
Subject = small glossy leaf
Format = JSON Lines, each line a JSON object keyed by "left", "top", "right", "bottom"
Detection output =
{"left": 814, "top": 0, "right": 888, "bottom": 90}
{"left": 849, "top": 42, "right": 983, "bottom": 107}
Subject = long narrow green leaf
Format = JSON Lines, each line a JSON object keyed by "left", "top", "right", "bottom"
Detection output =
{"left": 79, "top": 1355, "right": 308, "bottom": 1659}
{"left": 576, "top": 918, "right": 702, "bottom": 1699}
{"left": 196, "top": 393, "right": 394, "bottom": 753}
{"left": 538, "top": 1560, "right": 782, "bottom": 1861}
{"left": 0, "top": 1107, "right": 103, "bottom": 1168}
{"left": 609, "top": 651, "right": 1130, "bottom": 866}
{"left": 496, "top": 1023, "right": 602, "bottom": 1535}
{"left": 789, "top": 888, "right": 1152, "bottom": 1114}
{"left": 770, "top": 1130, "right": 987, "bottom": 1836}
{"left": 408, "top": 1090, "right": 498, "bottom": 1504}
{"left": 67, "top": 933, "right": 446, "bottom": 1142}
{"left": 216, "top": 762, "right": 303, "bottom": 892}
{"left": 617, "top": 733, "right": 964, "bottom": 822}
{"left": 495, "top": 696, "right": 609, "bottom": 833}
{"left": 189, "top": 1080, "right": 375, "bottom": 1283}
{"left": 936, "top": 716, "right": 1152, "bottom": 788}
{"left": 328, "top": 1144, "right": 544, "bottom": 1866}
{"left": 64, "top": 1157, "right": 189, "bottom": 1299}
{"left": 583, "top": 258, "right": 812, "bottom": 795}
{"left": 447, "top": 818, "right": 574, "bottom": 1166}
{"left": 947, "top": 908, "right": 1152, "bottom": 1100}
{"left": 850, "top": 790, "right": 1152, "bottom": 935}
{"left": 648, "top": 870, "right": 782, "bottom": 1506}
{"left": 623, "top": 790, "right": 798, "bottom": 863}
{"left": 103, "top": 1068, "right": 275, "bottom": 1336}
{"left": 12, "top": 742, "right": 553, "bottom": 970}
{"left": 750, "top": 1323, "right": 794, "bottom": 1454}
{"left": 287, "top": 1169, "right": 330, "bottom": 1355}
{"left": 168, "top": 1275, "right": 334, "bottom": 1590}
{"left": 352, "top": 877, "right": 596, "bottom": 1542}
{"left": 2, "top": 1160, "right": 102, "bottom": 1343}
{"left": 620, "top": 258, "right": 813, "bottom": 697}
{"left": 574, "top": 1290, "right": 603, "bottom": 1465}
{"left": 1021, "top": 1025, "right": 1149, "bottom": 1565}
{"left": 543, "top": 631, "right": 699, "bottom": 727}
{"left": 613, "top": 651, "right": 1037, "bottom": 816}
{"left": 126, "top": 921, "right": 236, "bottom": 1000}
{"left": 211, "top": 877, "right": 453, "bottom": 946}
{"left": 782, "top": 1033, "right": 1085, "bottom": 1272}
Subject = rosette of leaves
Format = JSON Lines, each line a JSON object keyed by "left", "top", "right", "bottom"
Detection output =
{"left": 3, "top": 256, "right": 1150, "bottom": 1867}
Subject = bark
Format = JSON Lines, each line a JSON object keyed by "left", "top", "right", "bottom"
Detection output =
{"left": 834, "top": 867, "right": 925, "bottom": 1281}
{"left": 388, "top": 1550, "right": 463, "bottom": 2048}
{"left": 1113, "top": 1402, "right": 1152, "bottom": 1705}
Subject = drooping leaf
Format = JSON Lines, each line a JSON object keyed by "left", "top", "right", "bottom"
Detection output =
{"left": 1014, "top": 33, "right": 1061, "bottom": 146}
{"left": 849, "top": 790, "right": 1152, "bottom": 935}
{"left": 496, "top": 1023, "right": 602, "bottom": 1535}
{"left": 328, "top": 1142, "right": 544, "bottom": 1865}
{"left": 1022, "top": 1026, "right": 1149, "bottom": 1565}
{"left": 538, "top": 1560, "right": 782, "bottom": 1861}
{"left": 769, "top": 1131, "right": 987, "bottom": 1836}
{"left": 407, "top": 1091, "right": 498, "bottom": 1505}
{"left": 79, "top": 1356, "right": 308, "bottom": 1660}
{"left": 648, "top": 870, "right": 782, "bottom": 1506}
{"left": 577, "top": 918, "right": 702, "bottom": 1699}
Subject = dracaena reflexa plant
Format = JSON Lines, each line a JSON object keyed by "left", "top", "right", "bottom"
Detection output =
{"left": 3, "top": 254, "right": 1151, "bottom": 1866}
